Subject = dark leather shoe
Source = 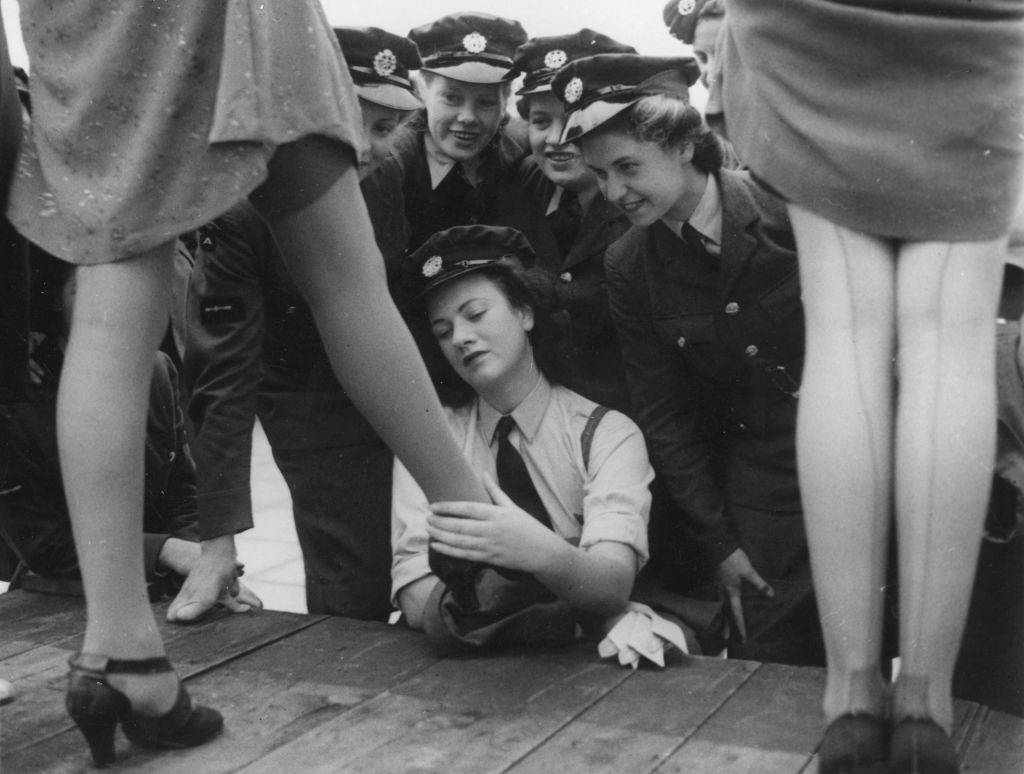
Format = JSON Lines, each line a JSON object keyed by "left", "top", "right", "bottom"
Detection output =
{"left": 888, "top": 718, "right": 959, "bottom": 774}
{"left": 818, "top": 713, "right": 889, "bottom": 774}
{"left": 66, "top": 653, "right": 222, "bottom": 766}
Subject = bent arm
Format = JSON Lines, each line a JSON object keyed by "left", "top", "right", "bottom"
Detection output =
{"left": 605, "top": 254, "right": 738, "bottom": 564}
{"left": 185, "top": 203, "right": 269, "bottom": 539}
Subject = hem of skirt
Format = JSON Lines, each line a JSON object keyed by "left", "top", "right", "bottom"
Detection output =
{"left": 7, "top": 156, "right": 271, "bottom": 266}
{"left": 737, "top": 140, "right": 1022, "bottom": 243}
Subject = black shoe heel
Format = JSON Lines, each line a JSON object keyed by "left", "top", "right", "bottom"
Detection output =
{"left": 66, "top": 653, "right": 223, "bottom": 766}
{"left": 66, "top": 674, "right": 119, "bottom": 766}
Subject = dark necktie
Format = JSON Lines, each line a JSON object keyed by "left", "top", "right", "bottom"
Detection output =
{"left": 495, "top": 415, "right": 551, "bottom": 528}
{"left": 546, "top": 189, "right": 581, "bottom": 257}
{"left": 681, "top": 222, "right": 716, "bottom": 269}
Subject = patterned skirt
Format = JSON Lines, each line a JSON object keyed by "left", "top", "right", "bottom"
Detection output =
{"left": 7, "top": 0, "right": 363, "bottom": 264}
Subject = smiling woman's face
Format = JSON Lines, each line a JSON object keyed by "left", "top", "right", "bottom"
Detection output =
{"left": 582, "top": 127, "right": 694, "bottom": 226}
{"left": 419, "top": 74, "right": 507, "bottom": 163}
{"left": 427, "top": 273, "right": 534, "bottom": 396}
{"left": 526, "top": 92, "right": 594, "bottom": 192}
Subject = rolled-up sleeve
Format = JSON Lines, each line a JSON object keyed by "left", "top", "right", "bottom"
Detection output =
{"left": 578, "top": 410, "right": 653, "bottom": 567}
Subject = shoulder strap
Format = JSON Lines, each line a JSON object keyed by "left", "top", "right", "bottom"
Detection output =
{"left": 581, "top": 405, "right": 611, "bottom": 474}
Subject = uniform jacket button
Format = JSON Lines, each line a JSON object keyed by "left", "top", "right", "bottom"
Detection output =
{"left": 744, "top": 344, "right": 759, "bottom": 358}
{"left": 725, "top": 301, "right": 740, "bottom": 315}
{"left": 676, "top": 336, "right": 686, "bottom": 349}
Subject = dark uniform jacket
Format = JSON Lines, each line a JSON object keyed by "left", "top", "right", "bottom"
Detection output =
{"left": 605, "top": 169, "right": 804, "bottom": 566}
{"left": 387, "top": 117, "right": 560, "bottom": 262}
{"left": 0, "top": 343, "right": 198, "bottom": 592}
{"left": 186, "top": 166, "right": 406, "bottom": 540}
{"left": 518, "top": 157, "right": 632, "bottom": 411}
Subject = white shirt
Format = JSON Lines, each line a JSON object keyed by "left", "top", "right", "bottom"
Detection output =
{"left": 390, "top": 379, "right": 654, "bottom": 603}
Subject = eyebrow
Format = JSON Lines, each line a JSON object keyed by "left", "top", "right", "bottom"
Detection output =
{"left": 429, "top": 297, "right": 487, "bottom": 327}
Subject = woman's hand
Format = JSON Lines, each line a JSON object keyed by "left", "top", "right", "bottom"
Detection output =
{"left": 426, "top": 474, "right": 561, "bottom": 575}
{"left": 716, "top": 548, "right": 773, "bottom": 642}
{"left": 166, "top": 535, "right": 262, "bottom": 622}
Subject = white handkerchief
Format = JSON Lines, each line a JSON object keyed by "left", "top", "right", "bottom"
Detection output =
{"left": 597, "top": 602, "right": 690, "bottom": 669}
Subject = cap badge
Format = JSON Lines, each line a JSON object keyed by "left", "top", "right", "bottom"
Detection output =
{"left": 463, "top": 32, "right": 487, "bottom": 54}
{"left": 544, "top": 49, "right": 568, "bottom": 70}
{"left": 422, "top": 255, "right": 444, "bottom": 278}
{"left": 373, "top": 49, "right": 397, "bottom": 78}
{"left": 564, "top": 76, "right": 584, "bottom": 104}
{"left": 677, "top": 0, "right": 697, "bottom": 14}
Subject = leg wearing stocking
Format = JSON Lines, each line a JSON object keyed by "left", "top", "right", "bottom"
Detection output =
{"left": 251, "top": 136, "right": 486, "bottom": 504}
{"left": 59, "top": 243, "right": 178, "bottom": 714}
{"left": 893, "top": 240, "right": 1004, "bottom": 730}
{"left": 788, "top": 204, "right": 896, "bottom": 720}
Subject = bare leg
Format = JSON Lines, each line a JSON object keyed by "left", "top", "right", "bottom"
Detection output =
{"left": 252, "top": 138, "right": 487, "bottom": 504}
{"left": 59, "top": 243, "right": 178, "bottom": 713}
{"left": 788, "top": 204, "right": 896, "bottom": 720}
{"left": 893, "top": 240, "right": 1004, "bottom": 730}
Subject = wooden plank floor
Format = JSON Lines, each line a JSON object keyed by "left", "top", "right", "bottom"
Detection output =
{"left": 2, "top": 590, "right": 1021, "bottom": 773}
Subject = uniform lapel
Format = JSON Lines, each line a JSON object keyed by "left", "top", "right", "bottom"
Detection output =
{"left": 718, "top": 170, "right": 760, "bottom": 299}
{"left": 561, "top": 195, "right": 622, "bottom": 271}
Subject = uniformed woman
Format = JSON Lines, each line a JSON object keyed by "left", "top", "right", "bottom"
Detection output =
{"left": 551, "top": 54, "right": 825, "bottom": 667}
{"left": 388, "top": 13, "right": 559, "bottom": 262}
{"left": 391, "top": 225, "right": 653, "bottom": 652}
{"left": 510, "top": 30, "right": 636, "bottom": 412}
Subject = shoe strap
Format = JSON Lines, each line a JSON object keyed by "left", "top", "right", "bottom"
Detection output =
{"left": 69, "top": 653, "right": 173, "bottom": 675}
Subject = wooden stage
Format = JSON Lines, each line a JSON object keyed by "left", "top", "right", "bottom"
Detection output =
{"left": 2, "top": 589, "right": 1021, "bottom": 773}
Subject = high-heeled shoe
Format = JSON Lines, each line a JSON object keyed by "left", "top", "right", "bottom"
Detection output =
{"left": 818, "top": 714, "right": 889, "bottom": 774}
{"left": 888, "top": 718, "right": 959, "bottom": 774}
{"left": 66, "top": 653, "right": 223, "bottom": 766}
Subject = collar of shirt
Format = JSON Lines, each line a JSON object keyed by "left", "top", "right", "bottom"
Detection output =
{"left": 478, "top": 375, "right": 552, "bottom": 447}
{"left": 661, "top": 174, "right": 723, "bottom": 255}
{"left": 545, "top": 186, "right": 565, "bottom": 216}
{"left": 423, "top": 133, "right": 458, "bottom": 189}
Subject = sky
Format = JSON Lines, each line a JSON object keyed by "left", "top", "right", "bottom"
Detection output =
{"left": 326, "top": 0, "right": 684, "bottom": 56}
{"left": 2, "top": 0, "right": 689, "bottom": 67}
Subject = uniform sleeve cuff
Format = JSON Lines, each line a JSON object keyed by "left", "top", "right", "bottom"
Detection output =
{"left": 196, "top": 487, "right": 253, "bottom": 540}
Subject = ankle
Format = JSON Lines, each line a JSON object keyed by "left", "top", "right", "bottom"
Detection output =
{"left": 823, "top": 666, "right": 888, "bottom": 721}
{"left": 82, "top": 629, "right": 165, "bottom": 662}
{"left": 892, "top": 672, "right": 953, "bottom": 731}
